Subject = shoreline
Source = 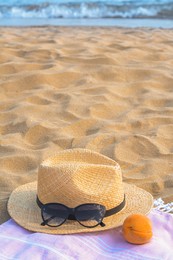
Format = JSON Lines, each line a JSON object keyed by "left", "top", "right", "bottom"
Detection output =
{"left": 0, "top": 18, "right": 173, "bottom": 28}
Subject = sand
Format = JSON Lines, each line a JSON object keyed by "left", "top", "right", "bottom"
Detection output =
{"left": 0, "top": 26, "right": 173, "bottom": 224}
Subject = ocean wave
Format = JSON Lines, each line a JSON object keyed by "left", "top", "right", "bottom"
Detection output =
{"left": 0, "top": 1, "right": 173, "bottom": 19}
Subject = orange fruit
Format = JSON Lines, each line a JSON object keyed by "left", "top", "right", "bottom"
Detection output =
{"left": 122, "top": 214, "right": 153, "bottom": 245}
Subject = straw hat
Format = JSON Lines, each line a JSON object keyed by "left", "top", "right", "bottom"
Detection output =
{"left": 8, "top": 148, "right": 153, "bottom": 234}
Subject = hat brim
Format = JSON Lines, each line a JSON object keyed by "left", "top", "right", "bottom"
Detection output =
{"left": 8, "top": 182, "right": 153, "bottom": 234}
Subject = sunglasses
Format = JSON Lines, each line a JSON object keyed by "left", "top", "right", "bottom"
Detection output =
{"left": 37, "top": 195, "right": 125, "bottom": 228}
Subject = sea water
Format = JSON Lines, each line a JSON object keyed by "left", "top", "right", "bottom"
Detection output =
{"left": 0, "top": 0, "right": 173, "bottom": 27}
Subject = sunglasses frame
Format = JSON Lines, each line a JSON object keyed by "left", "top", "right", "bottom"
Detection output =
{"left": 41, "top": 202, "right": 106, "bottom": 228}
{"left": 37, "top": 195, "right": 126, "bottom": 229}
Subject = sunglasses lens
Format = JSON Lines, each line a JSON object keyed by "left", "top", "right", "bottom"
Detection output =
{"left": 42, "top": 204, "right": 68, "bottom": 227}
{"left": 75, "top": 204, "right": 106, "bottom": 227}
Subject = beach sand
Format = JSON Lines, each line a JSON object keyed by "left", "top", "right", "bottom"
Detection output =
{"left": 0, "top": 26, "right": 173, "bottom": 224}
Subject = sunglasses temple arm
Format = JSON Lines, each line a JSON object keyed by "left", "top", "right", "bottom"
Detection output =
{"left": 41, "top": 215, "right": 56, "bottom": 226}
{"left": 100, "top": 221, "right": 106, "bottom": 227}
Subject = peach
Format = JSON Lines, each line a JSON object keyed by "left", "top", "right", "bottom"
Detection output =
{"left": 122, "top": 214, "right": 153, "bottom": 245}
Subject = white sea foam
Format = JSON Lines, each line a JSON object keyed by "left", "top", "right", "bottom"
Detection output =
{"left": 0, "top": 0, "right": 173, "bottom": 19}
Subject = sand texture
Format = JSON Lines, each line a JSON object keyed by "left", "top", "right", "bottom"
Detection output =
{"left": 0, "top": 27, "right": 173, "bottom": 224}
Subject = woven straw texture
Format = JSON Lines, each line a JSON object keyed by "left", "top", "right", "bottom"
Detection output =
{"left": 8, "top": 149, "right": 153, "bottom": 234}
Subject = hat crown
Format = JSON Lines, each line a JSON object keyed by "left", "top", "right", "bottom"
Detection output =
{"left": 37, "top": 149, "right": 124, "bottom": 209}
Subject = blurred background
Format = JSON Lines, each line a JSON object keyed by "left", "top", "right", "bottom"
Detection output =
{"left": 0, "top": 0, "right": 173, "bottom": 27}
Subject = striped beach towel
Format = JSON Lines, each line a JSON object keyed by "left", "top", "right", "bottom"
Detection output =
{"left": 0, "top": 199, "right": 173, "bottom": 260}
